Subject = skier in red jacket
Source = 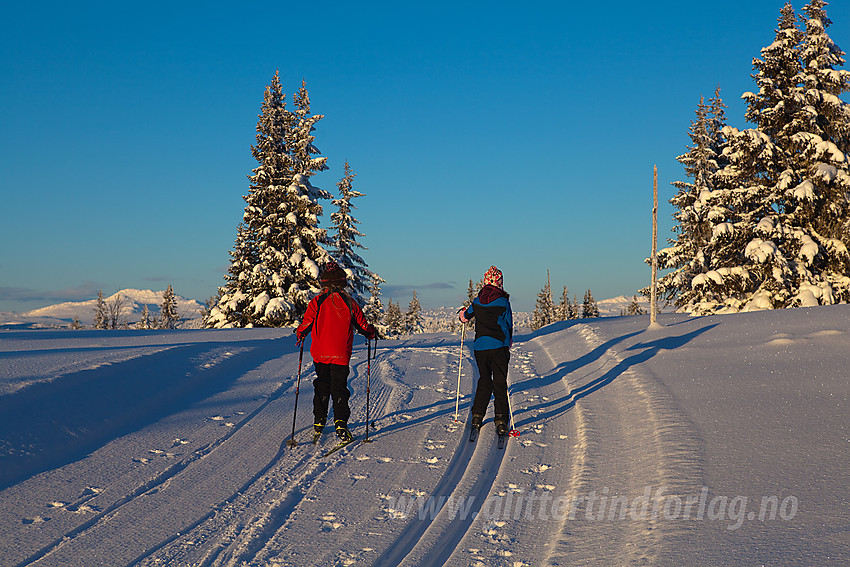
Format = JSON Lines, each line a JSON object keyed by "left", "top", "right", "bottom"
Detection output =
{"left": 296, "top": 262, "right": 376, "bottom": 442}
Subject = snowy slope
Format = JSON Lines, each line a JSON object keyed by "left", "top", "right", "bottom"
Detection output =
{"left": 0, "top": 307, "right": 847, "bottom": 566}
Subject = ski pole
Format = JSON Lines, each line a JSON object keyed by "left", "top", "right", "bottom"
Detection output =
{"left": 454, "top": 324, "right": 466, "bottom": 422}
{"left": 506, "top": 363, "right": 520, "bottom": 437}
{"left": 287, "top": 341, "right": 305, "bottom": 448}
{"left": 364, "top": 338, "right": 374, "bottom": 443}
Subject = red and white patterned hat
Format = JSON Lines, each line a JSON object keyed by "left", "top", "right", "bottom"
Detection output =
{"left": 483, "top": 266, "right": 503, "bottom": 289}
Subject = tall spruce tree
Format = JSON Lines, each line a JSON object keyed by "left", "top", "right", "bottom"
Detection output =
{"left": 206, "top": 72, "right": 330, "bottom": 328}
{"left": 661, "top": 1, "right": 850, "bottom": 313}
{"left": 655, "top": 89, "right": 731, "bottom": 311}
{"left": 331, "top": 161, "right": 373, "bottom": 303}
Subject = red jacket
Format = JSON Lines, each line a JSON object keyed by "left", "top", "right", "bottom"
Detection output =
{"left": 296, "top": 290, "right": 374, "bottom": 365}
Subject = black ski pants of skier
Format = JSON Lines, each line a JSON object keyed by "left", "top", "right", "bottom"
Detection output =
{"left": 471, "top": 347, "right": 510, "bottom": 422}
{"left": 313, "top": 362, "right": 351, "bottom": 426}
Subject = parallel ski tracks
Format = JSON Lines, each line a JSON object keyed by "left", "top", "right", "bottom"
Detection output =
{"left": 542, "top": 324, "right": 706, "bottom": 565}
{"left": 12, "top": 345, "right": 382, "bottom": 567}
{"left": 132, "top": 349, "right": 391, "bottom": 567}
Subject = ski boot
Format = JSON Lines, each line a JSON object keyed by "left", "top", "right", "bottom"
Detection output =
{"left": 470, "top": 413, "right": 484, "bottom": 430}
{"left": 335, "top": 420, "right": 353, "bottom": 443}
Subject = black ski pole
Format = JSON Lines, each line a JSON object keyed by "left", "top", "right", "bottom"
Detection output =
{"left": 364, "top": 338, "right": 374, "bottom": 443}
{"left": 287, "top": 341, "right": 304, "bottom": 448}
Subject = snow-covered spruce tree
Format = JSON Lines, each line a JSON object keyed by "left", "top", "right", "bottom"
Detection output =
{"left": 557, "top": 286, "right": 571, "bottom": 321}
{"left": 707, "top": 0, "right": 850, "bottom": 311}
{"left": 531, "top": 271, "right": 555, "bottom": 330}
{"left": 582, "top": 289, "right": 600, "bottom": 318}
{"left": 654, "top": 89, "right": 731, "bottom": 309}
{"left": 668, "top": 2, "right": 850, "bottom": 313}
{"left": 776, "top": 0, "right": 850, "bottom": 305}
{"left": 405, "top": 291, "right": 424, "bottom": 334}
{"left": 161, "top": 285, "right": 178, "bottom": 329}
{"left": 331, "top": 162, "right": 374, "bottom": 303}
{"left": 363, "top": 273, "right": 388, "bottom": 337}
{"left": 627, "top": 295, "right": 646, "bottom": 316}
{"left": 384, "top": 299, "right": 404, "bottom": 337}
{"left": 94, "top": 290, "right": 108, "bottom": 330}
{"left": 137, "top": 304, "right": 153, "bottom": 330}
{"left": 206, "top": 73, "right": 331, "bottom": 328}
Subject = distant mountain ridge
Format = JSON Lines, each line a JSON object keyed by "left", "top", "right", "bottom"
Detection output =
{"left": 14, "top": 289, "right": 205, "bottom": 328}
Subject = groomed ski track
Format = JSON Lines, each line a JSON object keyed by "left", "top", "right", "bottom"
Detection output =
{"left": 2, "top": 321, "right": 709, "bottom": 566}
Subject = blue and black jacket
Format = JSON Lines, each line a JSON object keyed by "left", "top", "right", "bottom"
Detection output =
{"left": 463, "top": 285, "right": 513, "bottom": 351}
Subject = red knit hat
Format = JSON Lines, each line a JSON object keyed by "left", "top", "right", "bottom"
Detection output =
{"left": 483, "top": 266, "right": 503, "bottom": 289}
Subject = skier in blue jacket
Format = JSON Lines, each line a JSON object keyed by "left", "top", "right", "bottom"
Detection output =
{"left": 459, "top": 266, "right": 513, "bottom": 435}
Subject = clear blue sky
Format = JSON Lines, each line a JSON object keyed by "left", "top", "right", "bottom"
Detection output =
{"left": 2, "top": 1, "right": 848, "bottom": 314}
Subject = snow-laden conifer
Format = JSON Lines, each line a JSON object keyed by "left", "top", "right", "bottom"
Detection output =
{"left": 654, "top": 90, "right": 731, "bottom": 311}
{"left": 582, "top": 289, "right": 599, "bottom": 318}
{"left": 331, "top": 162, "right": 374, "bottom": 303}
{"left": 94, "top": 290, "right": 108, "bottom": 330}
{"left": 206, "top": 72, "right": 330, "bottom": 328}
{"left": 662, "top": 1, "right": 850, "bottom": 313}
{"left": 531, "top": 271, "right": 555, "bottom": 330}
{"left": 384, "top": 299, "right": 404, "bottom": 337}
{"left": 405, "top": 291, "right": 424, "bottom": 334}
{"left": 363, "top": 273, "right": 388, "bottom": 337}
{"left": 161, "top": 285, "right": 178, "bottom": 329}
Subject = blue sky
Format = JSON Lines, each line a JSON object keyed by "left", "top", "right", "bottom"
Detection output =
{"left": 1, "top": 1, "right": 848, "bottom": 314}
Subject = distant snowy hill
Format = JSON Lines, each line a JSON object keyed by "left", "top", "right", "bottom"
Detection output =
{"left": 1, "top": 289, "right": 205, "bottom": 329}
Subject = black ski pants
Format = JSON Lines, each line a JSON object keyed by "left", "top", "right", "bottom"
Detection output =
{"left": 471, "top": 347, "right": 510, "bottom": 422}
{"left": 313, "top": 362, "right": 351, "bottom": 426}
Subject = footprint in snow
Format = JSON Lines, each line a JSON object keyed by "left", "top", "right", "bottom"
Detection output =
{"left": 171, "top": 438, "right": 189, "bottom": 447}
{"left": 319, "top": 513, "right": 343, "bottom": 531}
{"left": 80, "top": 486, "right": 103, "bottom": 497}
{"left": 66, "top": 503, "right": 100, "bottom": 514}
{"left": 22, "top": 516, "right": 51, "bottom": 525}
{"left": 46, "top": 501, "right": 67, "bottom": 509}
{"left": 521, "top": 464, "right": 551, "bottom": 474}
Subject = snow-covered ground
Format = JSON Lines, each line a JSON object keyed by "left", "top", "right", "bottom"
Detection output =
{"left": 0, "top": 306, "right": 847, "bottom": 566}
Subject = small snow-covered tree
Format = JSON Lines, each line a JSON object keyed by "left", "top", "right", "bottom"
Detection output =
{"left": 531, "top": 271, "right": 556, "bottom": 330}
{"left": 161, "top": 285, "right": 178, "bottom": 329}
{"left": 363, "top": 273, "right": 388, "bottom": 337}
{"left": 582, "top": 289, "right": 599, "bottom": 318}
{"left": 93, "top": 290, "right": 108, "bottom": 330}
{"left": 384, "top": 299, "right": 404, "bottom": 337}
{"left": 557, "top": 286, "right": 574, "bottom": 321}
{"left": 405, "top": 291, "right": 424, "bottom": 334}
{"left": 137, "top": 304, "right": 153, "bottom": 330}
{"left": 626, "top": 295, "right": 646, "bottom": 316}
